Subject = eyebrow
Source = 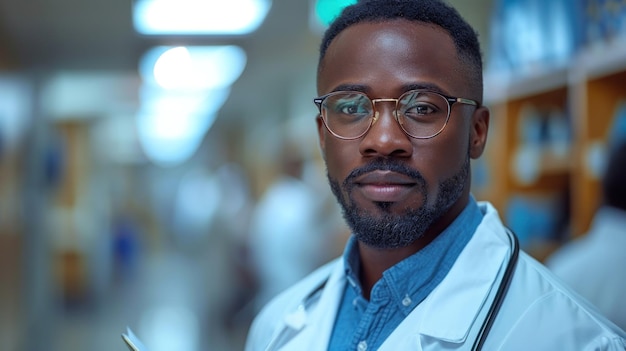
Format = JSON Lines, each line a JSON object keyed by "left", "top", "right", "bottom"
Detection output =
{"left": 329, "top": 82, "right": 449, "bottom": 96}
{"left": 401, "top": 83, "right": 448, "bottom": 95}
{"left": 330, "top": 84, "right": 369, "bottom": 94}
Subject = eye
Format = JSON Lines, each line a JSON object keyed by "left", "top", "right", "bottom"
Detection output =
{"left": 399, "top": 91, "right": 447, "bottom": 121}
{"left": 404, "top": 102, "right": 437, "bottom": 116}
{"left": 338, "top": 102, "right": 368, "bottom": 115}
{"left": 327, "top": 94, "right": 371, "bottom": 118}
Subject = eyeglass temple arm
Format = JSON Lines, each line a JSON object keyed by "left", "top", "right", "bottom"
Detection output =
{"left": 450, "top": 97, "right": 479, "bottom": 106}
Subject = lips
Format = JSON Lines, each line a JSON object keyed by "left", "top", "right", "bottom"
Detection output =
{"left": 353, "top": 170, "right": 418, "bottom": 203}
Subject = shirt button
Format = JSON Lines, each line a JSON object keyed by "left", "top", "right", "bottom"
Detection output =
{"left": 402, "top": 295, "right": 412, "bottom": 307}
{"left": 357, "top": 341, "right": 367, "bottom": 351}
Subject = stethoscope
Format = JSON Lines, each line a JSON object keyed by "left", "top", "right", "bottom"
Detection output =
{"left": 471, "top": 228, "right": 519, "bottom": 351}
{"left": 266, "top": 229, "right": 520, "bottom": 351}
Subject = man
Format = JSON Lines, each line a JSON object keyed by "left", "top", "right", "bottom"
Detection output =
{"left": 245, "top": 1, "right": 626, "bottom": 350}
{"left": 546, "top": 140, "right": 626, "bottom": 331}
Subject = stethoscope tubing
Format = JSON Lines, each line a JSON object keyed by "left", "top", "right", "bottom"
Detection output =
{"left": 471, "top": 228, "right": 520, "bottom": 351}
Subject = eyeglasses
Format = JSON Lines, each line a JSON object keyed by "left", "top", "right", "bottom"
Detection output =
{"left": 313, "top": 90, "right": 479, "bottom": 140}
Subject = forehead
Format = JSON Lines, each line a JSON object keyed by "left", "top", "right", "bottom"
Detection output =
{"left": 318, "top": 19, "right": 467, "bottom": 96}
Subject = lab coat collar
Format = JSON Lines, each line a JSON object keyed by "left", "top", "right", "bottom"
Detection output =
{"left": 414, "top": 202, "right": 511, "bottom": 344}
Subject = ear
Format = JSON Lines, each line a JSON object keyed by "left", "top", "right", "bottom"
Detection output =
{"left": 469, "top": 106, "right": 490, "bottom": 159}
{"left": 316, "top": 115, "right": 327, "bottom": 161}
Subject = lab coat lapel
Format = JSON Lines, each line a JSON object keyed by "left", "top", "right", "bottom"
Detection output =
{"left": 278, "top": 258, "right": 347, "bottom": 351}
{"left": 378, "top": 203, "right": 511, "bottom": 350}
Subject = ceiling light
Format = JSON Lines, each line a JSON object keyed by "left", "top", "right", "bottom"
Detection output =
{"left": 136, "top": 87, "right": 230, "bottom": 167}
{"left": 133, "top": 0, "right": 272, "bottom": 35}
{"left": 140, "top": 46, "right": 247, "bottom": 91}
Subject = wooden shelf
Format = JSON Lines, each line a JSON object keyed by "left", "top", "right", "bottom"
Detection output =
{"left": 481, "top": 43, "right": 626, "bottom": 253}
{"left": 572, "top": 70, "right": 626, "bottom": 237}
{"left": 574, "top": 38, "right": 626, "bottom": 80}
{"left": 484, "top": 65, "right": 569, "bottom": 105}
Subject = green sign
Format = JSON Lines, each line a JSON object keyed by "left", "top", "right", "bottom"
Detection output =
{"left": 315, "top": 0, "right": 358, "bottom": 26}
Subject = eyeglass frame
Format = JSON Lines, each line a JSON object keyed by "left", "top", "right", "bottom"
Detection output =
{"left": 313, "top": 89, "right": 479, "bottom": 140}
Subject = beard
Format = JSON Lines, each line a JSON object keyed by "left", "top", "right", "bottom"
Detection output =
{"left": 328, "top": 157, "right": 469, "bottom": 249}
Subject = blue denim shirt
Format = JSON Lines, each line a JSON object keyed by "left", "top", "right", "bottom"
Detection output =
{"left": 328, "top": 197, "right": 483, "bottom": 351}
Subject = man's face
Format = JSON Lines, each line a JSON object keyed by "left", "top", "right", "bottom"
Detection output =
{"left": 316, "top": 20, "right": 488, "bottom": 249}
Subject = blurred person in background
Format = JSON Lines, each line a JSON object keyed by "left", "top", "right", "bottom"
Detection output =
{"left": 247, "top": 137, "right": 338, "bottom": 312}
{"left": 546, "top": 140, "right": 626, "bottom": 330}
{"left": 245, "top": 1, "right": 626, "bottom": 350}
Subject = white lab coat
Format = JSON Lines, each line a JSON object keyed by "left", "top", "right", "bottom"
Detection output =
{"left": 245, "top": 202, "right": 626, "bottom": 351}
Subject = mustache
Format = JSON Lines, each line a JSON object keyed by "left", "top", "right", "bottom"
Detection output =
{"left": 343, "top": 158, "right": 425, "bottom": 189}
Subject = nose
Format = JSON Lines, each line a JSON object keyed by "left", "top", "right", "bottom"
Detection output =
{"left": 359, "top": 102, "right": 413, "bottom": 158}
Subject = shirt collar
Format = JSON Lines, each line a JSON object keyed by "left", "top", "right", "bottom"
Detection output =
{"left": 342, "top": 197, "right": 483, "bottom": 312}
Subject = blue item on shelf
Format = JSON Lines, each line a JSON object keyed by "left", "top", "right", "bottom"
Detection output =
{"left": 506, "top": 196, "right": 564, "bottom": 248}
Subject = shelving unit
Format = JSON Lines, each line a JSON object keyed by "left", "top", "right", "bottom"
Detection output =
{"left": 476, "top": 41, "right": 626, "bottom": 261}
{"left": 570, "top": 42, "right": 626, "bottom": 239}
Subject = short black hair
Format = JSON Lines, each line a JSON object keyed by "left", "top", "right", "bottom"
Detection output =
{"left": 318, "top": 0, "right": 484, "bottom": 101}
{"left": 603, "top": 140, "right": 626, "bottom": 210}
